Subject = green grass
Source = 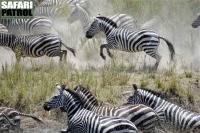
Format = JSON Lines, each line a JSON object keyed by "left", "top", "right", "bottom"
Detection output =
{"left": 0, "top": 0, "right": 200, "bottom": 113}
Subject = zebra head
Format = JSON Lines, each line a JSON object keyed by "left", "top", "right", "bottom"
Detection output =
{"left": 43, "top": 83, "right": 65, "bottom": 111}
{"left": 67, "top": 5, "right": 80, "bottom": 23}
{"left": 86, "top": 17, "right": 100, "bottom": 39}
{"left": 192, "top": 13, "right": 200, "bottom": 28}
{"left": 125, "top": 84, "right": 142, "bottom": 105}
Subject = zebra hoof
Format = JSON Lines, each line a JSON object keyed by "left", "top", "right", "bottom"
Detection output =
{"left": 100, "top": 54, "right": 106, "bottom": 60}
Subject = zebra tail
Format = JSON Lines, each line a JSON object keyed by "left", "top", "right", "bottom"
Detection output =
{"left": 61, "top": 42, "right": 76, "bottom": 57}
{"left": 2, "top": 113, "right": 17, "bottom": 127}
{"left": 18, "top": 112, "right": 44, "bottom": 124}
{"left": 159, "top": 36, "right": 175, "bottom": 61}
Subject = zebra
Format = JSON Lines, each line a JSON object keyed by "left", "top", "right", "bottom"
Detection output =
{"left": 124, "top": 84, "right": 200, "bottom": 133}
{"left": 0, "top": 24, "right": 8, "bottom": 33}
{"left": 86, "top": 16, "right": 175, "bottom": 69}
{"left": 0, "top": 33, "right": 75, "bottom": 62}
{"left": 0, "top": 107, "right": 44, "bottom": 132}
{"left": 192, "top": 13, "right": 200, "bottom": 28}
{"left": 73, "top": 84, "right": 167, "bottom": 133}
{"left": 0, "top": 16, "right": 54, "bottom": 35}
{"left": 43, "top": 83, "right": 138, "bottom": 133}
{"left": 39, "top": 0, "right": 88, "bottom": 7}
{"left": 67, "top": 5, "right": 137, "bottom": 34}
{"left": 34, "top": 4, "right": 68, "bottom": 18}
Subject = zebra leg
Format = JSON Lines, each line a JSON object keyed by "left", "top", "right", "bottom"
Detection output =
{"left": 144, "top": 50, "right": 161, "bottom": 70}
{"left": 100, "top": 44, "right": 107, "bottom": 60}
{"left": 153, "top": 54, "right": 161, "bottom": 70}
{"left": 62, "top": 50, "right": 67, "bottom": 63}
{"left": 106, "top": 49, "right": 113, "bottom": 58}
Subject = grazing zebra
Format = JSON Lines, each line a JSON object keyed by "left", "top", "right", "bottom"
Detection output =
{"left": 86, "top": 16, "right": 175, "bottom": 69}
{"left": 0, "top": 16, "right": 53, "bottom": 35}
{"left": 0, "top": 33, "right": 75, "bottom": 62}
{"left": 192, "top": 13, "right": 200, "bottom": 28}
{"left": 124, "top": 84, "right": 200, "bottom": 133}
{"left": 43, "top": 83, "right": 138, "bottom": 133}
{"left": 73, "top": 84, "right": 166, "bottom": 133}
{"left": 0, "top": 24, "right": 8, "bottom": 33}
{"left": 0, "top": 107, "right": 44, "bottom": 132}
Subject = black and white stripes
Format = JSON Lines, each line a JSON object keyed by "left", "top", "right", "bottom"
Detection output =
{"left": 86, "top": 16, "right": 175, "bottom": 69}
{"left": 0, "top": 33, "right": 75, "bottom": 61}
{"left": 43, "top": 84, "right": 138, "bottom": 133}
{"left": 125, "top": 84, "right": 200, "bottom": 133}
{"left": 0, "top": 17, "right": 53, "bottom": 35}
{"left": 74, "top": 84, "right": 166, "bottom": 133}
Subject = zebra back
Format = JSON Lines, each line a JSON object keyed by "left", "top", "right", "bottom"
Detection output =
{"left": 74, "top": 85, "right": 166, "bottom": 132}
{"left": 125, "top": 84, "right": 200, "bottom": 132}
{"left": 108, "top": 13, "right": 137, "bottom": 30}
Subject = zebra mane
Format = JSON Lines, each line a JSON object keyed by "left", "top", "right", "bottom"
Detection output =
{"left": 74, "top": 85, "right": 99, "bottom": 106}
{"left": 64, "top": 89, "right": 85, "bottom": 105}
{"left": 96, "top": 16, "right": 117, "bottom": 28}
{"left": 138, "top": 87, "right": 164, "bottom": 98}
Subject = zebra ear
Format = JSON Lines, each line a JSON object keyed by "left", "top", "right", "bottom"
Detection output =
{"left": 132, "top": 84, "right": 138, "bottom": 91}
{"left": 56, "top": 83, "right": 61, "bottom": 90}
{"left": 61, "top": 84, "right": 66, "bottom": 91}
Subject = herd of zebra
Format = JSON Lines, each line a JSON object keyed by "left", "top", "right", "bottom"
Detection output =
{"left": 1, "top": 0, "right": 200, "bottom": 132}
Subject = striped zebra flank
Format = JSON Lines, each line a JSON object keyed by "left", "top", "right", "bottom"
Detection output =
{"left": 0, "top": 16, "right": 54, "bottom": 35}
{"left": 192, "top": 13, "right": 200, "bottom": 28}
{"left": 0, "top": 24, "right": 8, "bottom": 33}
{"left": 43, "top": 83, "right": 138, "bottom": 133}
{"left": 0, "top": 33, "right": 75, "bottom": 62}
{"left": 73, "top": 84, "right": 166, "bottom": 133}
{"left": 86, "top": 16, "right": 175, "bottom": 69}
{"left": 0, "top": 107, "right": 44, "bottom": 132}
{"left": 125, "top": 84, "right": 200, "bottom": 133}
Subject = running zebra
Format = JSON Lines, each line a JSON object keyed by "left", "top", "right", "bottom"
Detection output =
{"left": 67, "top": 5, "right": 137, "bottom": 34}
{"left": 0, "top": 24, "right": 8, "bottom": 33}
{"left": 124, "top": 84, "right": 200, "bottom": 133}
{"left": 34, "top": 3, "right": 68, "bottom": 18}
{"left": 0, "top": 33, "right": 75, "bottom": 62}
{"left": 0, "top": 16, "right": 53, "bottom": 35}
{"left": 192, "top": 13, "right": 200, "bottom": 28}
{"left": 43, "top": 83, "right": 138, "bottom": 133}
{"left": 86, "top": 16, "right": 175, "bottom": 69}
{"left": 0, "top": 107, "right": 44, "bottom": 132}
{"left": 73, "top": 84, "right": 166, "bottom": 133}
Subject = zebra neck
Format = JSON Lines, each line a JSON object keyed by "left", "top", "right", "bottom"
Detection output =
{"left": 83, "top": 101, "right": 97, "bottom": 111}
{"left": 79, "top": 12, "right": 91, "bottom": 33}
{"left": 62, "top": 95, "right": 84, "bottom": 119}
{"left": 100, "top": 22, "right": 116, "bottom": 37}
{"left": 144, "top": 95, "right": 166, "bottom": 110}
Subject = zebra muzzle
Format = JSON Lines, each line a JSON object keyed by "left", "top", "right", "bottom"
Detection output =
{"left": 43, "top": 102, "right": 51, "bottom": 111}
{"left": 86, "top": 32, "right": 92, "bottom": 39}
